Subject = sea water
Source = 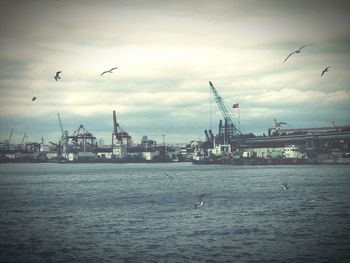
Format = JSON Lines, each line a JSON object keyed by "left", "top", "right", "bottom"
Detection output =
{"left": 0, "top": 163, "right": 350, "bottom": 262}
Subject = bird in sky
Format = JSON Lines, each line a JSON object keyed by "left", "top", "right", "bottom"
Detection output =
{"left": 101, "top": 67, "right": 118, "bottom": 76}
{"left": 283, "top": 44, "right": 313, "bottom": 62}
{"left": 282, "top": 183, "right": 289, "bottom": 190}
{"left": 32, "top": 96, "right": 37, "bottom": 101}
{"left": 54, "top": 71, "right": 62, "bottom": 81}
{"left": 194, "top": 194, "right": 207, "bottom": 209}
{"left": 321, "top": 66, "right": 330, "bottom": 76}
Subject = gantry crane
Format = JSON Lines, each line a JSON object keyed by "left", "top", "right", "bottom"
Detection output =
{"left": 112, "top": 110, "right": 132, "bottom": 147}
{"left": 209, "top": 81, "right": 242, "bottom": 144}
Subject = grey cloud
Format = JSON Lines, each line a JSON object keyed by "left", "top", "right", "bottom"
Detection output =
{"left": 1, "top": 0, "right": 349, "bottom": 144}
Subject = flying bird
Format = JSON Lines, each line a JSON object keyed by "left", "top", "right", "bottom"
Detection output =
{"left": 54, "top": 71, "right": 62, "bottom": 81}
{"left": 100, "top": 67, "right": 118, "bottom": 76}
{"left": 164, "top": 172, "right": 174, "bottom": 180}
{"left": 32, "top": 96, "right": 37, "bottom": 101}
{"left": 194, "top": 194, "right": 206, "bottom": 209}
{"left": 282, "top": 183, "right": 289, "bottom": 190}
{"left": 321, "top": 66, "right": 330, "bottom": 76}
{"left": 318, "top": 195, "right": 330, "bottom": 201}
{"left": 283, "top": 44, "right": 313, "bottom": 62}
{"left": 302, "top": 199, "right": 316, "bottom": 207}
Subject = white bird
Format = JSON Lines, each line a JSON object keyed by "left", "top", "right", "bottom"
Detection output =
{"left": 321, "top": 66, "right": 330, "bottom": 76}
{"left": 283, "top": 44, "right": 313, "bottom": 62}
{"left": 101, "top": 67, "right": 118, "bottom": 76}
{"left": 54, "top": 71, "right": 62, "bottom": 81}
{"left": 282, "top": 183, "right": 289, "bottom": 190}
{"left": 302, "top": 199, "right": 316, "bottom": 207}
{"left": 194, "top": 194, "right": 206, "bottom": 209}
{"left": 164, "top": 172, "right": 174, "bottom": 180}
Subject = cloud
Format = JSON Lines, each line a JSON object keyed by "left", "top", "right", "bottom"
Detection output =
{"left": 0, "top": 0, "right": 349, "bottom": 144}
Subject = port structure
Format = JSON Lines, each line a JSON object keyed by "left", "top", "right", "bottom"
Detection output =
{"left": 57, "top": 113, "right": 68, "bottom": 158}
{"left": 209, "top": 81, "right": 242, "bottom": 144}
{"left": 56, "top": 113, "right": 96, "bottom": 159}
{"left": 0, "top": 128, "right": 14, "bottom": 151}
{"left": 69, "top": 124, "right": 97, "bottom": 152}
{"left": 112, "top": 110, "right": 132, "bottom": 147}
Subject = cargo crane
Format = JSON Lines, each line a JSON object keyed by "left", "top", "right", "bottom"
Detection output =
{"left": 57, "top": 113, "right": 68, "bottom": 158}
{"left": 69, "top": 124, "right": 97, "bottom": 152}
{"left": 209, "top": 81, "right": 242, "bottom": 144}
{"left": 7, "top": 128, "right": 13, "bottom": 150}
{"left": 112, "top": 110, "right": 132, "bottom": 147}
{"left": 20, "top": 132, "right": 27, "bottom": 150}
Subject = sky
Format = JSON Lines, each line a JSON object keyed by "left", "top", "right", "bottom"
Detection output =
{"left": 0, "top": 0, "right": 349, "bottom": 145}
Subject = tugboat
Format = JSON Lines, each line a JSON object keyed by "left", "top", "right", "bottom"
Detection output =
{"left": 192, "top": 144, "right": 231, "bottom": 165}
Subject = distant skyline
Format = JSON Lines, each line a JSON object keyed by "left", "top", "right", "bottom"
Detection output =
{"left": 1, "top": 0, "right": 350, "bottom": 144}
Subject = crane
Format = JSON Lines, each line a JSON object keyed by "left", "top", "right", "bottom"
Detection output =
{"left": 112, "top": 111, "right": 132, "bottom": 147}
{"left": 57, "top": 113, "right": 67, "bottom": 158}
{"left": 21, "top": 132, "right": 27, "bottom": 145}
{"left": 209, "top": 81, "right": 242, "bottom": 144}
{"left": 7, "top": 128, "right": 14, "bottom": 150}
{"left": 57, "top": 113, "right": 64, "bottom": 138}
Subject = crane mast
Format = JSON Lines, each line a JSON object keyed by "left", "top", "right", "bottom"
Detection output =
{"left": 57, "top": 113, "right": 67, "bottom": 159}
{"left": 57, "top": 113, "right": 64, "bottom": 138}
{"left": 7, "top": 128, "right": 14, "bottom": 150}
{"left": 209, "top": 81, "right": 242, "bottom": 143}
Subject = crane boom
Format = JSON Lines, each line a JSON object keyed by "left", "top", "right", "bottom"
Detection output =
{"left": 8, "top": 128, "right": 13, "bottom": 144}
{"left": 57, "top": 113, "right": 64, "bottom": 138}
{"left": 21, "top": 132, "right": 27, "bottom": 145}
{"left": 7, "top": 128, "right": 14, "bottom": 150}
{"left": 209, "top": 81, "right": 242, "bottom": 140}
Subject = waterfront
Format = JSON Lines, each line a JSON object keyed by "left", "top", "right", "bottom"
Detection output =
{"left": 1, "top": 163, "right": 350, "bottom": 262}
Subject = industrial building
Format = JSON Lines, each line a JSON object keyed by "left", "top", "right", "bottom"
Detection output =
{"left": 193, "top": 82, "right": 350, "bottom": 164}
{"left": 1, "top": 82, "right": 349, "bottom": 164}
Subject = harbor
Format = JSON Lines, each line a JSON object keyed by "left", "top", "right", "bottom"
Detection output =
{"left": 1, "top": 82, "right": 349, "bottom": 165}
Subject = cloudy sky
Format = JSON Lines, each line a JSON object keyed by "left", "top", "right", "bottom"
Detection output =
{"left": 1, "top": 0, "right": 349, "bottom": 145}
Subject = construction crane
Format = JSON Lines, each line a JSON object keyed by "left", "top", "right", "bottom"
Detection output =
{"left": 209, "top": 81, "right": 242, "bottom": 144}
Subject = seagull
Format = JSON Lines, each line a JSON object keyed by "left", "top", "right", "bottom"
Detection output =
{"left": 32, "top": 96, "right": 37, "bottom": 101}
{"left": 318, "top": 195, "right": 330, "bottom": 201}
{"left": 54, "top": 71, "right": 62, "bottom": 81}
{"left": 321, "top": 66, "right": 330, "bottom": 76}
{"left": 283, "top": 43, "right": 313, "bottom": 62}
{"left": 100, "top": 67, "right": 118, "bottom": 76}
{"left": 302, "top": 199, "right": 316, "bottom": 207}
{"left": 282, "top": 183, "right": 289, "bottom": 190}
{"left": 164, "top": 172, "right": 174, "bottom": 180}
{"left": 194, "top": 194, "right": 206, "bottom": 209}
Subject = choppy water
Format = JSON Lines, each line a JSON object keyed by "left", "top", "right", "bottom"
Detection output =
{"left": 0, "top": 163, "right": 350, "bottom": 262}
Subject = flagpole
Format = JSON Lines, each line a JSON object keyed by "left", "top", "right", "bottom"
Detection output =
{"left": 238, "top": 107, "right": 240, "bottom": 131}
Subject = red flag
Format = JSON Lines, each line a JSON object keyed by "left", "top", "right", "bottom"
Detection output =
{"left": 232, "top": 103, "right": 239, "bottom": 108}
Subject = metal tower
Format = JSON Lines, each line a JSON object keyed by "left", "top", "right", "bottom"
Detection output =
{"left": 69, "top": 124, "right": 97, "bottom": 151}
{"left": 112, "top": 111, "right": 132, "bottom": 147}
{"left": 209, "top": 81, "right": 242, "bottom": 143}
{"left": 57, "top": 113, "right": 68, "bottom": 158}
